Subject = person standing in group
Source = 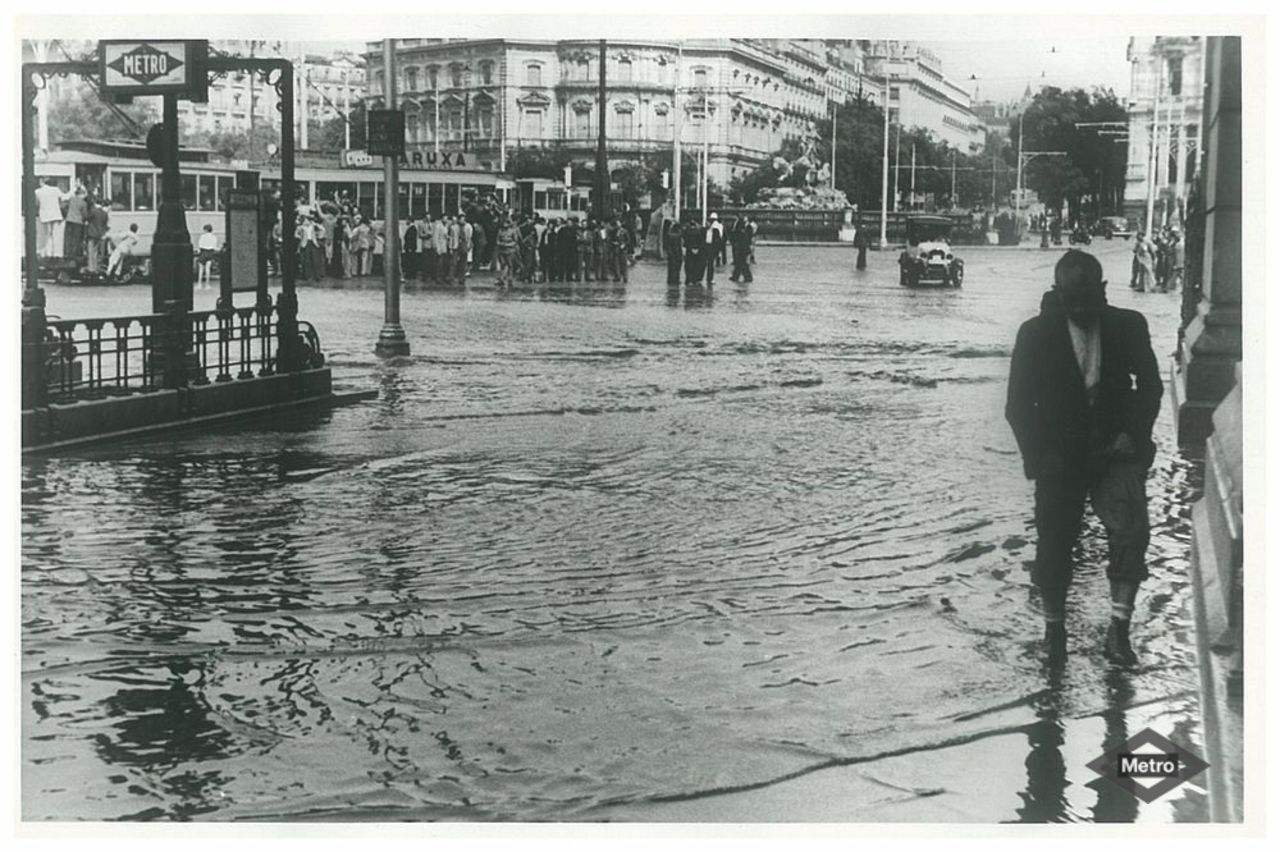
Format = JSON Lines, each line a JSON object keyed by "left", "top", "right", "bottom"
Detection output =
{"left": 431, "top": 214, "right": 448, "bottom": 284}
{"left": 853, "top": 219, "right": 870, "bottom": 271}
{"left": 1005, "top": 250, "right": 1163, "bottom": 666}
{"left": 472, "top": 217, "right": 489, "bottom": 275}
{"left": 35, "top": 177, "right": 67, "bottom": 259}
{"left": 594, "top": 219, "right": 610, "bottom": 283}
{"left": 1134, "top": 233, "right": 1156, "bottom": 292}
{"left": 444, "top": 216, "right": 460, "bottom": 285}
{"left": 197, "top": 223, "right": 220, "bottom": 289}
{"left": 321, "top": 207, "right": 336, "bottom": 273}
{"left": 539, "top": 220, "right": 556, "bottom": 283}
{"left": 495, "top": 215, "right": 519, "bottom": 290}
{"left": 85, "top": 195, "right": 110, "bottom": 275}
{"left": 729, "top": 216, "right": 754, "bottom": 284}
{"left": 611, "top": 218, "right": 630, "bottom": 283}
{"left": 703, "top": 214, "right": 722, "bottom": 288}
{"left": 1130, "top": 232, "right": 1146, "bottom": 290}
{"left": 710, "top": 212, "right": 727, "bottom": 269}
{"left": 63, "top": 186, "right": 89, "bottom": 269}
{"left": 664, "top": 220, "right": 684, "bottom": 293}
{"left": 402, "top": 215, "right": 419, "bottom": 282}
{"left": 577, "top": 218, "right": 593, "bottom": 282}
{"left": 460, "top": 214, "right": 474, "bottom": 278}
{"left": 684, "top": 216, "right": 705, "bottom": 287}
{"left": 558, "top": 217, "right": 579, "bottom": 283}
{"left": 350, "top": 216, "right": 370, "bottom": 277}
{"left": 332, "top": 212, "right": 349, "bottom": 279}
{"left": 297, "top": 212, "right": 324, "bottom": 283}
{"left": 1167, "top": 229, "right": 1184, "bottom": 292}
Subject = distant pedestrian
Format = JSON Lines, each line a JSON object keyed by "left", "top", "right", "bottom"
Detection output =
{"left": 197, "top": 224, "right": 219, "bottom": 289}
{"left": 35, "top": 178, "right": 66, "bottom": 258}
{"left": 854, "top": 221, "right": 870, "bottom": 270}
{"left": 402, "top": 215, "right": 419, "bottom": 281}
{"left": 729, "top": 216, "right": 754, "bottom": 283}
{"left": 495, "top": 216, "right": 519, "bottom": 289}
{"left": 665, "top": 221, "right": 684, "bottom": 290}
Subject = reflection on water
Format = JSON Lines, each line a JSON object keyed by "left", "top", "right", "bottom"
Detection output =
{"left": 23, "top": 245, "right": 1207, "bottom": 821}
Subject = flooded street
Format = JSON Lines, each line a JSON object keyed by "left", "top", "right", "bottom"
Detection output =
{"left": 21, "top": 242, "right": 1208, "bottom": 822}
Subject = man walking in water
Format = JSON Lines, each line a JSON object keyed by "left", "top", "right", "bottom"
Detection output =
{"left": 1005, "top": 250, "right": 1163, "bottom": 665}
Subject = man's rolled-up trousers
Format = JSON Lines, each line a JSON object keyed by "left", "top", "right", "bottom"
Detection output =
{"left": 1033, "top": 459, "right": 1151, "bottom": 604}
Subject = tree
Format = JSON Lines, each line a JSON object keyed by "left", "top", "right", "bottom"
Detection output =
{"left": 1008, "top": 86, "right": 1128, "bottom": 220}
{"left": 314, "top": 100, "right": 366, "bottom": 153}
{"left": 47, "top": 83, "right": 156, "bottom": 145}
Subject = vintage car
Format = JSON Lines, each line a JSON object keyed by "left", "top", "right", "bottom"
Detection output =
{"left": 1091, "top": 215, "right": 1135, "bottom": 240}
{"left": 898, "top": 215, "right": 964, "bottom": 288}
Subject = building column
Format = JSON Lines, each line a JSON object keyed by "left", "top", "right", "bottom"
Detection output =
{"left": 1175, "top": 35, "right": 1242, "bottom": 823}
{"left": 1175, "top": 36, "right": 1241, "bottom": 445}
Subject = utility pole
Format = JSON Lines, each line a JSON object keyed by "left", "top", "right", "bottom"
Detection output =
{"left": 910, "top": 142, "right": 916, "bottom": 209}
{"left": 594, "top": 39, "right": 608, "bottom": 221}
{"left": 893, "top": 121, "right": 901, "bottom": 212}
{"left": 673, "top": 42, "right": 683, "bottom": 222}
{"left": 1015, "top": 112, "right": 1024, "bottom": 239}
{"left": 879, "top": 75, "right": 890, "bottom": 247}
{"left": 299, "top": 51, "right": 309, "bottom": 151}
{"left": 375, "top": 38, "right": 408, "bottom": 358}
{"left": 830, "top": 101, "right": 837, "bottom": 190}
{"left": 701, "top": 90, "right": 710, "bottom": 224}
{"left": 1144, "top": 59, "right": 1163, "bottom": 236}
{"left": 951, "top": 150, "right": 957, "bottom": 209}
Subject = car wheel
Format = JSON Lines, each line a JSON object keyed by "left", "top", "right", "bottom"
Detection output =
{"left": 951, "top": 263, "right": 964, "bottom": 288}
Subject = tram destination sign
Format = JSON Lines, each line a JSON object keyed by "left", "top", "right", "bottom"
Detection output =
{"left": 99, "top": 40, "right": 208, "bottom": 97}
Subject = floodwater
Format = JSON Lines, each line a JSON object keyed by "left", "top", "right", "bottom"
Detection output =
{"left": 21, "top": 241, "right": 1208, "bottom": 822}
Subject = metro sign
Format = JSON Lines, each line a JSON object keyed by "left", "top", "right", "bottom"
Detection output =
{"left": 100, "top": 41, "right": 202, "bottom": 95}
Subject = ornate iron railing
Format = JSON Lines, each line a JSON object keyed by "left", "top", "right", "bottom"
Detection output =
{"left": 41, "top": 304, "right": 291, "bottom": 403}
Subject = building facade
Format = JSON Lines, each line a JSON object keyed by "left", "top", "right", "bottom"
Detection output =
{"left": 176, "top": 41, "right": 366, "bottom": 149}
{"left": 1123, "top": 36, "right": 1205, "bottom": 229}
{"left": 862, "top": 41, "right": 986, "bottom": 154}
{"left": 363, "top": 38, "right": 890, "bottom": 196}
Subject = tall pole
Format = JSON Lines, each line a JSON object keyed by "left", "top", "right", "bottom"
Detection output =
{"left": 33, "top": 41, "right": 50, "bottom": 152}
{"left": 910, "top": 141, "right": 916, "bottom": 209}
{"left": 701, "top": 91, "right": 710, "bottom": 223}
{"left": 375, "top": 38, "right": 408, "bottom": 357}
{"left": 1144, "top": 58, "right": 1163, "bottom": 236}
{"left": 1015, "top": 112, "right": 1024, "bottom": 240}
{"left": 299, "top": 51, "right": 309, "bottom": 151}
{"left": 248, "top": 41, "right": 257, "bottom": 159}
{"left": 830, "top": 101, "right": 837, "bottom": 190}
{"left": 879, "top": 76, "right": 890, "bottom": 247}
{"left": 434, "top": 76, "right": 440, "bottom": 157}
{"left": 892, "top": 120, "right": 901, "bottom": 212}
{"left": 673, "top": 42, "right": 683, "bottom": 222}
{"left": 950, "top": 150, "right": 957, "bottom": 209}
{"left": 343, "top": 66, "right": 351, "bottom": 149}
{"left": 594, "top": 39, "right": 608, "bottom": 221}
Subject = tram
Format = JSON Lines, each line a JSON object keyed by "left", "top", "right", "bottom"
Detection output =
{"left": 33, "top": 141, "right": 529, "bottom": 258}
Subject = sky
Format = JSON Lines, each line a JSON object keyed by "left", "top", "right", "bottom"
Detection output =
{"left": 925, "top": 37, "right": 1134, "bottom": 104}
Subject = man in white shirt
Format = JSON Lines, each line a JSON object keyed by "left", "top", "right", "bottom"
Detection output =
{"left": 35, "top": 178, "right": 67, "bottom": 258}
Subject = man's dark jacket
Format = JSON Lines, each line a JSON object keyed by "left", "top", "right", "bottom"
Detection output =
{"left": 1006, "top": 291, "right": 1163, "bottom": 479}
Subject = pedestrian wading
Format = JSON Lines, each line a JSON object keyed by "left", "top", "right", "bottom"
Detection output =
{"left": 1005, "top": 250, "right": 1163, "bottom": 666}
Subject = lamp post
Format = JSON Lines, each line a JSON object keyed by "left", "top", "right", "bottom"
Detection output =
{"left": 879, "top": 75, "right": 890, "bottom": 247}
{"left": 673, "top": 42, "right": 682, "bottom": 222}
{"left": 375, "top": 37, "right": 408, "bottom": 358}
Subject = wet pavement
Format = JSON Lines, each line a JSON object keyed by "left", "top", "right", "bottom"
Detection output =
{"left": 21, "top": 241, "right": 1209, "bottom": 822}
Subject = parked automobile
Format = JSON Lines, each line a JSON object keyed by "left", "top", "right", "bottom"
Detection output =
{"left": 898, "top": 215, "right": 964, "bottom": 288}
{"left": 1092, "top": 216, "right": 1134, "bottom": 240}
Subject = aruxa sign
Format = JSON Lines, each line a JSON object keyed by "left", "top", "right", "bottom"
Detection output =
{"left": 340, "top": 149, "right": 483, "bottom": 171}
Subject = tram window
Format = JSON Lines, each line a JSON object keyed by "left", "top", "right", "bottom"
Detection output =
{"left": 317, "top": 181, "right": 355, "bottom": 206}
{"left": 133, "top": 172, "right": 155, "bottom": 211}
{"left": 198, "top": 175, "right": 217, "bottom": 211}
{"left": 534, "top": 191, "right": 547, "bottom": 210}
{"left": 216, "top": 176, "right": 234, "bottom": 210}
{"left": 410, "top": 182, "right": 427, "bottom": 217}
{"left": 428, "top": 183, "right": 443, "bottom": 218}
{"left": 181, "top": 174, "right": 197, "bottom": 210}
{"left": 110, "top": 172, "right": 131, "bottom": 211}
{"left": 397, "top": 182, "right": 410, "bottom": 218}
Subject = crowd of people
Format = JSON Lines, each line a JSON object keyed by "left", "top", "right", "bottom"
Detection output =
{"left": 1130, "top": 226, "right": 1184, "bottom": 293}
{"left": 661, "top": 213, "right": 757, "bottom": 294}
{"left": 32, "top": 178, "right": 129, "bottom": 279}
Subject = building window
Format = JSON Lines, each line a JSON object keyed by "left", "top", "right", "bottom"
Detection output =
{"left": 445, "top": 109, "right": 463, "bottom": 141}
{"left": 451, "top": 64, "right": 464, "bottom": 88}
{"left": 527, "top": 64, "right": 542, "bottom": 86}
{"left": 616, "top": 105, "right": 634, "bottom": 138}
{"left": 523, "top": 108, "right": 544, "bottom": 140}
{"left": 406, "top": 67, "right": 418, "bottom": 92}
{"left": 476, "top": 105, "right": 494, "bottom": 139}
{"left": 1168, "top": 56, "right": 1183, "bottom": 96}
{"left": 574, "top": 107, "right": 592, "bottom": 138}
{"left": 693, "top": 68, "right": 708, "bottom": 89}
{"left": 618, "top": 59, "right": 633, "bottom": 82}
{"left": 427, "top": 66, "right": 439, "bottom": 90}
{"left": 480, "top": 61, "right": 493, "bottom": 85}
{"left": 577, "top": 58, "right": 590, "bottom": 81}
